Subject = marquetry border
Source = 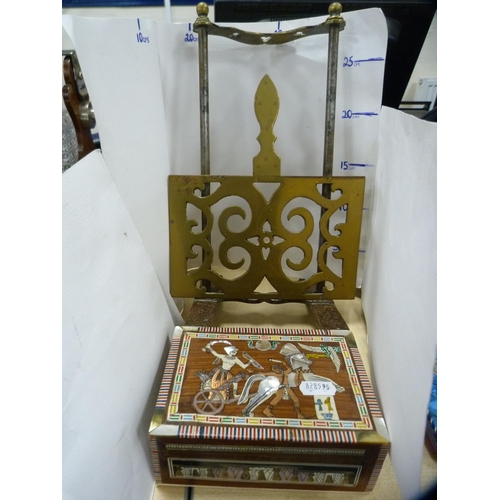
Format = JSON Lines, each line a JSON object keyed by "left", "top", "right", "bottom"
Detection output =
{"left": 166, "top": 328, "right": 373, "bottom": 431}
{"left": 167, "top": 457, "right": 362, "bottom": 486}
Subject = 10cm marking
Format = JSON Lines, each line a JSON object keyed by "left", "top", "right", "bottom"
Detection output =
{"left": 136, "top": 19, "right": 150, "bottom": 43}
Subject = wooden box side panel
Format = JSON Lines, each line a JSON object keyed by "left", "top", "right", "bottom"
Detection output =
{"left": 350, "top": 346, "right": 383, "bottom": 418}
{"left": 365, "top": 444, "right": 390, "bottom": 492}
{"left": 149, "top": 435, "right": 162, "bottom": 482}
{"left": 154, "top": 336, "right": 182, "bottom": 417}
{"left": 149, "top": 334, "right": 183, "bottom": 482}
{"left": 155, "top": 436, "right": 385, "bottom": 491}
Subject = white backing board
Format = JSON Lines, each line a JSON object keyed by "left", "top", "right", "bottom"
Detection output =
{"left": 62, "top": 150, "right": 174, "bottom": 500}
{"left": 362, "top": 106, "right": 437, "bottom": 500}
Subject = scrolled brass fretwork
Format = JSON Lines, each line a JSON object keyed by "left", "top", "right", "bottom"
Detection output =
{"left": 169, "top": 175, "right": 365, "bottom": 301}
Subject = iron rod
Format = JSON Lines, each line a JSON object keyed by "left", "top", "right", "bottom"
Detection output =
{"left": 198, "top": 24, "right": 210, "bottom": 176}
{"left": 322, "top": 22, "right": 341, "bottom": 177}
{"left": 318, "top": 4, "right": 344, "bottom": 293}
{"left": 196, "top": 4, "right": 212, "bottom": 292}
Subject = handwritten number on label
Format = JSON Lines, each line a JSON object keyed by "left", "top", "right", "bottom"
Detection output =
{"left": 343, "top": 56, "right": 354, "bottom": 67}
{"left": 299, "top": 381, "right": 336, "bottom": 395}
{"left": 136, "top": 18, "right": 150, "bottom": 43}
{"left": 137, "top": 32, "right": 150, "bottom": 43}
{"left": 185, "top": 23, "right": 198, "bottom": 43}
{"left": 342, "top": 111, "right": 378, "bottom": 119}
{"left": 343, "top": 56, "right": 384, "bottom": 67}
{"left": 341, "top": 161, "right": 374, "bottom": 170}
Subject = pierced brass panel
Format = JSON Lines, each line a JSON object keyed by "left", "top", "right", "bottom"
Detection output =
{"left": 169, "top": 175, "right": 365, "bottom": 301}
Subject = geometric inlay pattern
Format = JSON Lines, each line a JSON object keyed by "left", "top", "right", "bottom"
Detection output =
{"left": 165, "top": 331, "right": 374, "bottom": 431}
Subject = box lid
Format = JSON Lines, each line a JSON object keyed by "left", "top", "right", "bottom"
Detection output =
{"left": 150, "top": 326, "right": 389, "bottom": 445}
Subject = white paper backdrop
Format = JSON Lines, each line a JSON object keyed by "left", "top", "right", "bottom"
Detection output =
{"left": 362, "top": 106, "right": 437, "bottom": 500}
{"left": 62, "top": 151, "right": 175, "bottom": 500}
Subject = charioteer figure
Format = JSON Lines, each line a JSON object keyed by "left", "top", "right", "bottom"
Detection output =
{"left": 202, "top": 341, "right": 262, "bottom": 399}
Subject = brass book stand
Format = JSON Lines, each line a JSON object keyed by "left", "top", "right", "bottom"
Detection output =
{"left": 169, "top": 3, "right": 365, "bottom": 329}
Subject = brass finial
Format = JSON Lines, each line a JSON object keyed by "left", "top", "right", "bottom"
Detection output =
{"left": 329, "top": 2, "right": 342, "bottom": 15}
{"left": 326, "top": 2, "right": 345, "bottom": 29}
{"left": 194, "top": 2, "right": 211, "bottom": 28}
{"left": 196, "top": 2, "right": 209, "bottom": 16}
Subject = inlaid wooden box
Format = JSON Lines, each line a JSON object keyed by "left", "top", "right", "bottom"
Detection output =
{"left": 149, "top": 326, "right": 390, "bottom": 491}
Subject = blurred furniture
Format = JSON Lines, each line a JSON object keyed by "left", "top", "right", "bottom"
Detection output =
{"left": 62, "top": 50, "right": 96, "bottom": 165}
